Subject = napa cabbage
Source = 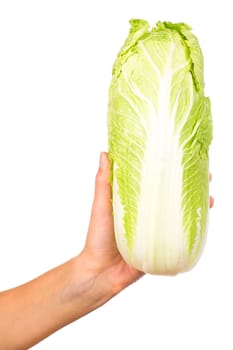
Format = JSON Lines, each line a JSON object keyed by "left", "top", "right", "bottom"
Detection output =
{"left": 107, "top": 20, "right": 212, "bottom": 275}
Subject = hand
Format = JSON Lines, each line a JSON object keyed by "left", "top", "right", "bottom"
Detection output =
{"left": 82, "top": 152, "right": 143, "bottom": 294}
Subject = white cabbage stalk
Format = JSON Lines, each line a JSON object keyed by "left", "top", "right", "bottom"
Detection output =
{"left": 107, "top": 20, "right": 212, "bottom": 275}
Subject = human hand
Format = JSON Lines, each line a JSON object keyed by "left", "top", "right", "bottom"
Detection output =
{"left": 82, "top": 152, "right": 143, "bottom": 295}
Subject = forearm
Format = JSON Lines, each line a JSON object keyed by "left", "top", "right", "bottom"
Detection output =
{"left": 0, "top": 254, "right": 113, "bottom": 350}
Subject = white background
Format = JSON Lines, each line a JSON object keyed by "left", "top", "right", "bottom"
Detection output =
{"left": 0, "top": 1, "right": 232, "bottom": 349}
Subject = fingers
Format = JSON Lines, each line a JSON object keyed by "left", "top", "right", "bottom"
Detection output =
{"left": 210, "top": 196, "right": 214, "bottom": 208}
{"left": 209, "top": 173, "right": 214, "bottom": 208}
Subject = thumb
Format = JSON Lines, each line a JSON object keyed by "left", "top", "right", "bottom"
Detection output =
{"left": 92, "top": 152, "right": 112, "bottom": 217}
{"left": 86, "top": 152, "right": 114, "bottom": 249}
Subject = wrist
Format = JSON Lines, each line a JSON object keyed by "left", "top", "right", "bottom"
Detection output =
{"left": 76, "top": 250, "right": 140, "bottom": 298}
{"left": 65, "top": 254, "right": 115, "bottom": 317}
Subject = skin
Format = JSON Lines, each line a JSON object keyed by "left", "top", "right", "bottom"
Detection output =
{"left": 0, "top": 152, "right": 214, "bottom": 349}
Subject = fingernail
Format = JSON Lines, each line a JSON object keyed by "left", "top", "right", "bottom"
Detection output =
{"left": 99, "top": 152, "right": 107, "bottom": 169}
